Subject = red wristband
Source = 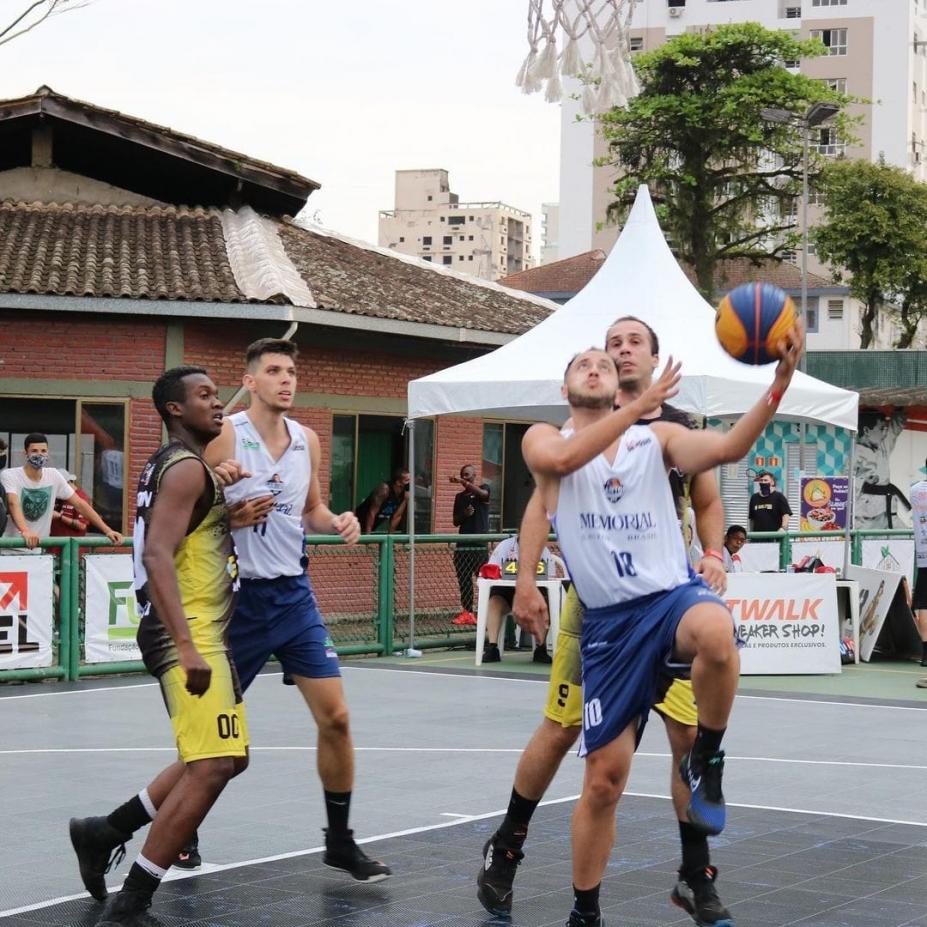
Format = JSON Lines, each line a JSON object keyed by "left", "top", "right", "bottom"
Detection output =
{"left": 767, "top": 387, "right": 783, "bottom": 405}
{"left": 703, "top": 549, "right": 724, "bottom": 562}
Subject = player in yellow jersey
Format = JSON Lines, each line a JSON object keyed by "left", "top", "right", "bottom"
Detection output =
{"left": 69, "top": 367, "right": 249, "bottom": 927}
{"left": 477, "top": 318, "right": 735, "bottom": 927}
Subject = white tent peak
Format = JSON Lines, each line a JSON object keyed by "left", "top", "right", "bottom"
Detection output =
{"left": 408, "top": 185, "right": 858, "bottom": 431}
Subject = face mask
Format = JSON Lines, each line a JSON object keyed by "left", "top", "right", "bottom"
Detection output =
{"left": 26, "top": 453, "right": 48, "bottom": 469}
{"left": 759, "top": 483, "right": 772, "bottom": 497}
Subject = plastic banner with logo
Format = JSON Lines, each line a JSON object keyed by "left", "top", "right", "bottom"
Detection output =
{"left": 84, "top": 554, "right": 142, "bottom": 663}
{"left": 0, "top": 555, "right": 55, "bottom": 668}
{"left": 726, "top": 572, "right": 840, "bottom": 674}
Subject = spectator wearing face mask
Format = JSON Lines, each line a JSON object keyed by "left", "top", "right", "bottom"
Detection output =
{"left": 1, "top": 433, "right": 122, "bottom": 551}
{"left": 748, "top": 470, "right": 792, "bottom": 534}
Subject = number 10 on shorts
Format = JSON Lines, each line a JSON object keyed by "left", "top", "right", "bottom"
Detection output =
{"left": 584, "top": 698, "right": 603, "bottom": 728}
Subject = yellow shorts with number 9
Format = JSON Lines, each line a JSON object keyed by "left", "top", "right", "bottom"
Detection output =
{"left": 543, "top": 585, "right": 698, "bottom": 729}
{"left": 159, "top": 651, "right": 250, "bottom": 763}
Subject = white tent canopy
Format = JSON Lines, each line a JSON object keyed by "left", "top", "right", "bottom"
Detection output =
{"left": 408, "top": 186, "right": 858, "bottom": 431}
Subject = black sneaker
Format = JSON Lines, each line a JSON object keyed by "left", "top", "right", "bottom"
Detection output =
{"left": 671, "top": 865, "right": 734, "bottom": 926}
{"left": 69, "top": 816, "right": 129, "bottom": 902}
{"left": 565, "top": 910, "right": 602, "bottom": 927}
{"left": 483, "top": 644, "right": 501, "bottom": 663}
{"left": 476, "top": 833, "right": 523, "bottom": 916}
{"left": 323, "top": 829, "right": 391, "bottom": 882}
{"left": 174, "top": 831, "right": 201, "bottom": 870}
{"left": 533, "top": 644, "right": 552, "bottom": 665}
{"left": 95, "top": 888, "right": 160, "bottom": 926}
{"left": 681, "top": 750, "right": 727, "bottom": 836}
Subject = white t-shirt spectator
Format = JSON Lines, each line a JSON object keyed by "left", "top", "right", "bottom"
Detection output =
{"left": 489, "top": 536, "right": 552, "bottom": 577}
{"left": 723, "top": 547, "right": 744, "bottom": 573}
{"left": 1, "top": 467, "right": 74, "bottom": 541}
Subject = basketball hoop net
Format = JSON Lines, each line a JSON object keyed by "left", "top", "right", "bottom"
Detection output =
{"left": 517, "top": 0, "right": 639, "bottom": 114}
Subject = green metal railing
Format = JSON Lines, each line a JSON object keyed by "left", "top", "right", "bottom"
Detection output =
{"left": 0, "top": 528, "right": 916, "bottom": 684}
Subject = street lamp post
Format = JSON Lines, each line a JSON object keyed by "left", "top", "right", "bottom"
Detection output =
{"left": 761, "top": 101, "right": 840, "bottom": 374}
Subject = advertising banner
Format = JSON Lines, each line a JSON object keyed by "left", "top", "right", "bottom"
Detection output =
{"left": 800, "top": 476, "right": 849, "bottom": 533}
{"left": 0, "top": 556, "right": 55, "bottom": 669}
{"left": 861, "top": 539, "right": 914, "bottom": 586}
{"left": 844, "top": 564, "right": 904, "bottom": 662}
{"left": 727, "top": 572, "right": 841, "bottom": 674}
{"left": 84, "top": 554, "right": 142, "bottom": 663}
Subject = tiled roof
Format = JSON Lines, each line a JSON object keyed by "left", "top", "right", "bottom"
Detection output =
{"left": 501, "top": 250, "right": 607, "bottom": 295}
{"left": 0, "top": 200, "right": 246, "bottom": 302}
{"left": 0, "top": 200, "right": 555, "bottom": 334}
{"left": 279, "top": 221, "right": 554, "bottom": 335}
{"left": 502, "top": 250, "right": 836, "bottom": 298}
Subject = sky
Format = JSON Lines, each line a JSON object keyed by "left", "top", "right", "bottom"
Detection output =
{"left": 0, "top": 0, "right": 561, "bottom": 257}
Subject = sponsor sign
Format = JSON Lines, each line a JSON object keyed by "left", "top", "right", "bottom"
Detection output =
{"left": 861, "top": 539, "right": 914, "bottom": 586}
{"left": 84, "top": 554, "right": 142, "bottom": 663}
{"left": 0, "top": 556, "right": 54, "bottom": 668}
{"left": 844, "top": 564, "right": 904, "bottom": 662}
{"left": 727, "top": 573, "right": 840, "bottom": 674}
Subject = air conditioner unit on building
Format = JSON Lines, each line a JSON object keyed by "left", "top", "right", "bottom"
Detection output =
{"left": 668, "top": 6, "right": 682, "bottom": 16}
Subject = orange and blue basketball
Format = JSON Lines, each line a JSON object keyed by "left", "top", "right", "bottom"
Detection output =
{"left": 715, "top": 282, "right": 797, "bottom": 365}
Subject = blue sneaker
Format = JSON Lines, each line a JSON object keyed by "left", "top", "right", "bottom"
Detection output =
{"left": 681, "top": 750, "right": 726, "bottom": 835}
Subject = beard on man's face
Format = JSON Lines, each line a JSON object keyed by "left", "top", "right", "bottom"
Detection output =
{"left": 567, "top": 387, "right": 615, "bottom": 410}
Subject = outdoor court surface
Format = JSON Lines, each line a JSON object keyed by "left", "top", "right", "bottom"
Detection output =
{"left": 3, "top": 655, "right": 927, "bottom": 927}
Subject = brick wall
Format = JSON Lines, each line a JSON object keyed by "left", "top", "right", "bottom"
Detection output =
{"left": 0, "top": 313, "right": 165, "bottom": 380}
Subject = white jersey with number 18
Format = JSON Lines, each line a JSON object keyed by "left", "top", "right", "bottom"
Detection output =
{"left": 223, "top": 411, "right": 311, "bottom": 580}
{"left": 551, "top": 424, "right": 690, "bottom": 609}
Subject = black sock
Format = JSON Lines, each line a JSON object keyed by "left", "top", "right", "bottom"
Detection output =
{"left": 324, "top": 790, "right": 352, "bottom": 839}
{"left": 678, "top": 820, "right": 710, "bottom": 876}
{"left": 572, "top": 883, "right": 601, "bottom": 920}
{"left": 694, "top": 723, "right": 726, "bottom": 758}
{"left": 497, "top": 788, "right": 540, "bottom": 849}
{"left": 121, "top": 862, "right": 161, "bottom": 899}
{"left": 107, "top": 795, "right": 151, "bottom": 835}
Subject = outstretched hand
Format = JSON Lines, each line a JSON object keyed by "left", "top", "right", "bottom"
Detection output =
{"left": 773, "top": 320, "right": 804, "bottom": 387}
{"left": 636, "top": 357, "right": 682, "bottom": 417}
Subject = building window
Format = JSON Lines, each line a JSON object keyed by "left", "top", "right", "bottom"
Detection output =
{"left": 422, "top": 236, "right": 432, "bottom": 246}
{"left": 468, "top": 255, "right": 473, "bottom": 260}
{"left": 785, "top": 5, "right": 801, "bottom": 17}
{"left": 0, "top": 397, "right": 129, "bottom": 533}
{"left": 468, "top": 235, "right": 474, "bottom": 241}
{"left": 812, "top": 0, "right": 847, "bottom": 5}
{"left": 443, "top": 255, "right": 453, "bottom": 265}
{"left": 427, "top": 195, "right": 433, "bottom": 201}
{"left": 440, "top": 216, "right": 445, "bottom": 222}
{"left": 482, "top": 423, "right": 537, "bottom": 532}
{"left": 629, "top": 36, "right": 643, "bottom": 52}
{"left": 399, "top": 236, "right": 405, "bottom": 243}
{"left": 815, "top": 126, "right": 845, "bottom": 156}
{"left": 331, "top": 414, "right": 434, "bottom": 532}
{"left": 443, "top": 236, "right": 452, "bottom": 246}
{"left": 804, "top": 298, "right": 819, "bottom": 333}
{"left": 422, "top": 255, "right": 432, "bottom": 262}
{"left": 827, "top": 299, "right": 844, "bottom": 320}
{"left": 820, "top": 77, "right": 846, "bottom": 93}
{"left": 448, "top": 216, "right": 465, "bottom": 226}
{"left": 458, "top": 255, "right": 464, "bottom": 261}
{"left": 810, "top": 28, "right": 847, "bottom": 55}
{"left": 458, "top": 235, "right": 465, "bottom": 241}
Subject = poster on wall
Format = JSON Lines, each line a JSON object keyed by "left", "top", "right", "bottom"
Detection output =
{"left": 854, "top": 410, "right": 910, "bottom": 529}
{"left": 845, "top": 564, "right": 904, "bottom": 661}
{"left": 726, "top": 573, "right": 841, "bottom": 674}
{"left": 800, "top": 477, "right": 849, "bottom": 532}
{"left": 84, "top": 554, "right": 142, "bottom": 663}
{"left": 0, "top": 556, "right": 55, "bottom": 669}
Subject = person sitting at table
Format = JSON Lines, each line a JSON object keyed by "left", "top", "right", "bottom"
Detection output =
{"left": 483, "top": 534, "right": 555, "bottom": 665}
{"left": 722, "top": 524, "right": 747, "bottom": 573}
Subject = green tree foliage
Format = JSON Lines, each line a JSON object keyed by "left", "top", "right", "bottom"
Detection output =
{"left": 599, "top": 23, "right": 852, "bottom": 297}
{"left": 814, "top": 158, "right": 927, "bottom": 349}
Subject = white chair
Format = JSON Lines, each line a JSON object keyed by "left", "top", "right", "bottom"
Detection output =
{"left": 474, "top": 556, "right": 569, "bottom": 666}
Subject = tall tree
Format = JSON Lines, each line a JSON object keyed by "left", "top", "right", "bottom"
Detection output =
{"left": 814, "top": 158, "right": 927, "bottom": 349}
{"left": 0, "top": 0, "right": 92, "bottom": 49}
{"left": 599, "top": 23, "right": 852, "bottom": 296}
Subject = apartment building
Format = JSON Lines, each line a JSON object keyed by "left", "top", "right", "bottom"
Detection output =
{"left": 560, "top": 0, "right": 927, "bottom": 254}
{"left": 378, "top": 169, "right": 533, "bottom": 281}
{"left": 540, "top": 202, "right": 560, "bottom": 265}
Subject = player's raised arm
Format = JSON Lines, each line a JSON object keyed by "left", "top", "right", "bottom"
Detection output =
{"left": 657, "top": 322, "right": 803, "bottom": 475}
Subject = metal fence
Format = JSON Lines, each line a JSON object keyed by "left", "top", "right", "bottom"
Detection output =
{"left": 0, "top": 529, "right": 915, "bottom": 684}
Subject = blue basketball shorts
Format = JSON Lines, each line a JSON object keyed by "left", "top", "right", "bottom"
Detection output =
{"left": 229, "top": 574, "right": 341, "bottom": 691}
{"left": 578, "top": 577, "right": 728, "bottom": 757}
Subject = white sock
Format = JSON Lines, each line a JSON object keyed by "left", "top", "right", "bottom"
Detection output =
{"left": 135, "top": 853, "right": 168, "bottom": 880}
{"left": 138, "top": 788, "right": 157, "bottom": 821}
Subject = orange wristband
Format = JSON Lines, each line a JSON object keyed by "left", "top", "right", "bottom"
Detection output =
{"left": 703, "top": 549, "right": 724, "bottom": 562}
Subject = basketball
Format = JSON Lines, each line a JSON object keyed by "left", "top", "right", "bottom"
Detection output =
{"left": 715, "top": 282, "right": 797, "bottom": 365}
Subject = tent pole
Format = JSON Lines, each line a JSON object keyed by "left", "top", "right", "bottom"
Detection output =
{"left": 405, "top": 419, "right": 421, "bottom": 658}
{"left": 843, "top": 435, "right": 856, "bottom": 576}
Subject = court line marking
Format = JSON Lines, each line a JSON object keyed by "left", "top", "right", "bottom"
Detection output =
{"left": 4, "top": 790, "right": 927, "bottom": 919}
{"left": 3, "top": 746, "right": 927, "bottom": 772}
